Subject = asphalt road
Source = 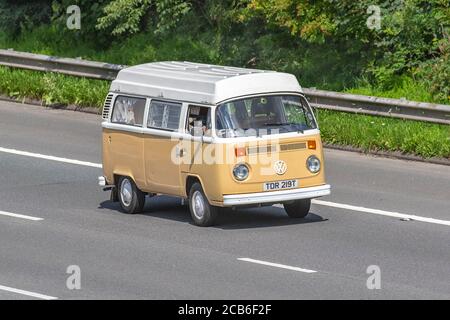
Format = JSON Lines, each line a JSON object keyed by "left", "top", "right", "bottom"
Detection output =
{"left": 0, "top": 100, "right": 449, "bottom": 300}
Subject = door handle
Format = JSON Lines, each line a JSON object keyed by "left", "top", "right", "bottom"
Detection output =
{"left": 176, "top": 147, "right": 185, "bottom": 157}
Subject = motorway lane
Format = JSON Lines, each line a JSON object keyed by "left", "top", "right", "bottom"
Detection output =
{"left": 1, "top": 101, "right": 448, "bottom": 221}
{"left": 0, "top": 101, "right": 100, "bottom": 163}
{"left": 0, "top": 155, "right": 449, "bottom": 299}
{"left": 325, "top": 151, "right": 450, "bottom": 221}
{"left": 0, "top": 101, "right": 449, "bottom": 299}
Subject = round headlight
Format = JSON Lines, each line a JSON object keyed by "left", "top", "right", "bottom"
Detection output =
{"left": 306, "top": 155, "right": 321, "bottom": 173}
{"left": 233, "top": 164, "right": 250, "bottom": 181}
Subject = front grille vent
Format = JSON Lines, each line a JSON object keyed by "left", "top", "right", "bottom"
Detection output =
{"left": 280, "top": 142, "right": 307, "bottom": 152}
{"left": 102, "top": 94, "right": 114, "bottom": 120}
{"left": 247, "top": 145, "right": 277, "bottom": 155}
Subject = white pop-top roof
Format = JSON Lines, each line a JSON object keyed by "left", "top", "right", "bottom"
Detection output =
{"left": 110, "top": 61, "right": 303, "bottom": 105}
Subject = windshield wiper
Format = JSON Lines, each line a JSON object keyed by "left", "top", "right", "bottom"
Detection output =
{"left": 262, "top": 122, "right": 304, "bottom": 134}
{"left": 263, "top": 122, "right": 293, "bottom": 126}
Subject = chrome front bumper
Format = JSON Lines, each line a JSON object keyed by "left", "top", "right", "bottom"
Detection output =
{"left": 222, "top": 184, "right": 331, "bottom": 206}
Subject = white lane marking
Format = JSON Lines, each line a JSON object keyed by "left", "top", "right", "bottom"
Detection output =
{"left": 0, "top": 210, "right": 43, "bottom": 221}
{"left": 312, "top": 199, "right": 450, "bottom": 227}
{"left": 238, "top": 258, "right": 317, "bottom": 273}
{"left": 2, "top": 146, "right": 448, "bottom": 227}
{"left": 0, "top": 147, "right": 102, "bottom": 168}
{"left": 0, "top": 284, "right": 58, "bottom": 300}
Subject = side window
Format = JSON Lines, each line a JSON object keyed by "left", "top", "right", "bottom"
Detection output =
{"left": 111, "top": 96, "right": 146, "bottom": 126}
{"left": 187, "top": 106, "right": 212, "bottom": 136}
{"left": 147, "top": 100, "right": 182, "bottom": 131}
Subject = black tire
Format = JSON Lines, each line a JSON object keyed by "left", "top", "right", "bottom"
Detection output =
{"left": 118, "top": 176, "right": 146, "bottom": 214}
{"left": 188, "top": 182, "right": 219, "bottom": 227}
{"left": 283, "top": 199, "right": 311, "bottom": 219}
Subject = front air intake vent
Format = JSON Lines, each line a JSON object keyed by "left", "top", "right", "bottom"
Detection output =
{"left": 102, "top": 94, "right": 114, "bottom": 120}
{"left": 247, "top": 145, "right": 277, "bottom": 155}
{"left": 280, "top": 142, "right": 307, "bottom": 152}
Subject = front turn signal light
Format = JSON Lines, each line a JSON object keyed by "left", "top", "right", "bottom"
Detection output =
{"left": 235, "top": 147, "right": 247, "bottom": 157}
{"left": 308, "top": 140, "right": 317, "bottom": 150}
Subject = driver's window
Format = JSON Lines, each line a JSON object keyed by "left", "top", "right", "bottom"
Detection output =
{"left": 186, "top": 106, "right": 212, "bottom": 136}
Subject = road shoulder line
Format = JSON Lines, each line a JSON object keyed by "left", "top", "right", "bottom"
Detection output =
{"left": 0, "top": 284, "right": 57, "bottom": 300}
{"left": 312, "top": 199, "right": 450, "bottom": 226}
{"left": 0, "top": 210, "right": 43, "bottom": 221}
{"left": 238, "top": 258, "right": 317, "bottom": 273}
{"left": 0, "top": 146, "right": 102, "bottom": 168}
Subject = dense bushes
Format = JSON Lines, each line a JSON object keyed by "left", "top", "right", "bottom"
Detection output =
{"left": 0, "top": 0, "right": 448, "bottom": 103}
{"left": 0, "top": 0, "right": 448, "bottom": 159}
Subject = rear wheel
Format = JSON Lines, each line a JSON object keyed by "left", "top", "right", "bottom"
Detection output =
{"left": 118, "top": 176, "right": 146, "bottom": 214}
{"left": 188, "top": 183, "right": 218, "bottom": 227}
{"left": 283, "top": 199, "right": 311, "bottom": 219}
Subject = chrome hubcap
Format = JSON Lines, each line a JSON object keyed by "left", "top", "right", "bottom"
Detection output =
{"left": 192, "top": 191, "right": 206, "bottom": 220}
{"left": 120, "top": 179, "right": 133, "bottom": 207}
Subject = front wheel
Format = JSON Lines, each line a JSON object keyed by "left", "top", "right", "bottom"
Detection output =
{"left": 188, "top": 183, "right": 219, "bottom": 227}
{"left": 118, "top": 176, "right": 146, "bottom": 214}
{"left": 283, "top": 199, "right": 311, "bottom": 219}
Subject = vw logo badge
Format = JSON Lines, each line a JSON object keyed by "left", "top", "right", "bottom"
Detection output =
{"left": 273, "top": 160, "right": 287, "bottom": 175}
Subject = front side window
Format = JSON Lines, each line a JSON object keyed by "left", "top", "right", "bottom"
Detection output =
{"left": 111, "top": 96, "right": 146, "bottom": 126}
{"left": 148, "top": 101, "right": 182, "bottom": 131}
{"left": 216, "top": 95, "right": 317, "bottom": 138}
{"left": 186, "top": 106, "right": 212, "bottom": 136}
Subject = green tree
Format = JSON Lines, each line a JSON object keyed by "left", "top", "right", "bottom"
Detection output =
{"left": 96, "top": 0, "right": 191, "bottom": 35}
{"left": 0, "top": 0, "right": 52, "bottom": 37}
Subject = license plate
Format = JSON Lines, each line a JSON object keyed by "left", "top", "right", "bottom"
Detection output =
{"left": 263, "top": 180, "right": 298, "bottom": 191}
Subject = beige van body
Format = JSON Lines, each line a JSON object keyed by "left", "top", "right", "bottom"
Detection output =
{"left": 99, "top": 62, "right": 330, "bottom": 226}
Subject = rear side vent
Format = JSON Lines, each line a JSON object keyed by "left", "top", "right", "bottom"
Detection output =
{"left": 102, "top": 94, "right": 114, "bottom": 120}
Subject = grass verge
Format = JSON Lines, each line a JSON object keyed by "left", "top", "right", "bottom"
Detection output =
{"left": 318, "top": 110, "right": 450, "bottom": 159}
{"left": 0, "top": 66, "right": 109, "bottom": 108}
{"left": 344, "top": 76, "right": 447, "bottom": 105}
{"left": 0, "top": 66, "right": 448, "bottom": 159}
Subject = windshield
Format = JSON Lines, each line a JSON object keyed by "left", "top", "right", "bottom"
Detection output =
{"left": 215, "top": 95, "right": 317, "bottom": 138}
